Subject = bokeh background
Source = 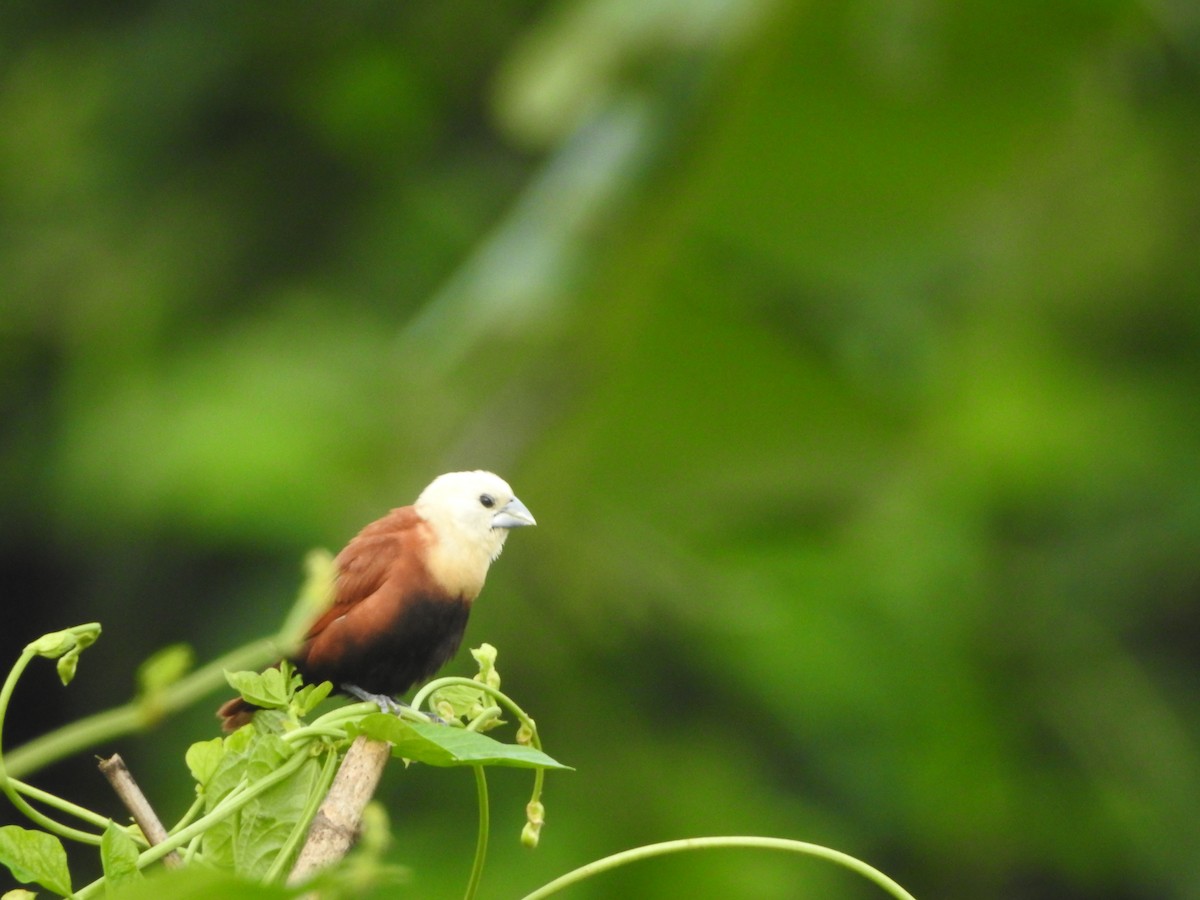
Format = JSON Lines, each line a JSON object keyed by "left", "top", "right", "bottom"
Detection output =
{"left": 4, "top": 2, "right": 1200, "bottom": 898}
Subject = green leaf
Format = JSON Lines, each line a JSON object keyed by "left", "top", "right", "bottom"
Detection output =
{"left": 29, "top": 624, "right": 100, "bottom": 660}
{"left": 200, "top": 729, "right": 270, "bottom": 871}
{"left": 185, "top": 737, "right": 225, "bottom": 790}
{"left": 3, "top": 890, "right": 38, "bottom": 900}
{"left": 260, "top": 667, "right": 289, "bottom": 701}
{"left": 101, "top": 822, "right": 142, "bottom": 896}
{"left": 470, "top": 642, "right": 501, "bottom": 690}
{"left": 200, "top": 732, "right": 326, "bottom": 879}
{"left": 225, "top": 662, "right": 310, "bottom": 714}
{"left": 0, "top": 825, "right": 72, "bottom": 897}
{"left": 224, "top": 670, "right": 288, "bottom": 710}
{"left": 293, "top": 680, "right": 333, "bottom": 716}
{"left": 107, "top": 865, "right": 300, "bottom": 899}
{"left": 30, "top": 632, "right": 74, "bottom": 659}
{"left": 358, "top": 715, "right": 571, "bottom": 769}
{"left": 137, "top": 644, "right": 194, "bottom": 695}
{"left": 231, "top": 753, "right": 323, "bottom": 880}
{"left": 55, "top": 652, "right": 80, "bottom": 686}
{"left": 427, "top": 683, "right": 488, "bottom": 721}
{"left": 30, "top": 625, "right": 102, "bottom": 685}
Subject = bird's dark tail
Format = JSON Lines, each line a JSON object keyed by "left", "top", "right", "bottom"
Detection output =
{"left": 216, "top": 695, "right": 259, "bottom": 733}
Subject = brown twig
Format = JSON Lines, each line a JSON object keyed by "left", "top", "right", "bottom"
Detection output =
{"left": 287, "top": 734, "right": 392, "bottom": 887}
{"left": 97, "top": 753, "right": 183, "bottom": 869}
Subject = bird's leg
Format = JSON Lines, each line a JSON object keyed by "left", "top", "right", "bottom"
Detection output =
{"left": 341, "top": 684, "right": 444, "bottom": 723}
{"left": 342, "top": 683, "right": 404, "bottom": 715}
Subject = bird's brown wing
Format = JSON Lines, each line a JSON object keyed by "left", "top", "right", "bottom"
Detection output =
{"left": 219, "top": 508, "right": 429, "bottom": 732}
{"left": 302, "top": 506, "right": 427, "bottom": 641}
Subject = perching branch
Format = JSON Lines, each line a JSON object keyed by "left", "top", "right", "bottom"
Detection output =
{"left": 97, "top": 754, "right": 182, "bottom": 869}
{"left": 287, "top": 735, "right": 392, "bottom": 887}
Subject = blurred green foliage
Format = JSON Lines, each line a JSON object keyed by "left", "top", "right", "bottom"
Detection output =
{"left": 3, "top": 1, "right": 1200, "bottom": 897}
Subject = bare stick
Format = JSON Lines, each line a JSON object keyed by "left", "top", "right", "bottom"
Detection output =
{"left": 97, "top": 753, "right": 183, "bottom": 869}
{"left": 287, "top": 735, "right": 391, "bottom": 887}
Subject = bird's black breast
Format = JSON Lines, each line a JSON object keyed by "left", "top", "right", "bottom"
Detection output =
{"left": 293, "top": 594, "right": 471, "bottom": 698}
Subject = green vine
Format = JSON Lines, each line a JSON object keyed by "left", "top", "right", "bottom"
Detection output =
{"left": 0, "top": 561, "right": 916, "bottom": 899}
{"left": 518, "top": 836, "right": 918, "bottom": 900}
{"left": 0, "top": 616, "right": 566, "bottom": 900}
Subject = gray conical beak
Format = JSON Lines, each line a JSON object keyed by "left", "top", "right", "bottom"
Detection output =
{"left": 492, "top": 496, "right": 536, "bottom": 529}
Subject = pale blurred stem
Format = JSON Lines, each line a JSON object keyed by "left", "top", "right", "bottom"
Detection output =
{"left": 3, "top": 636, "right": 281, "bottom": 780}
{"left": 518, "top": 837, "right": 920, "bottom": 900}
{"left": 463, "top": 765, "right": 489, "bottom": 900}
{"left": 3, "top": 550, "right": 330, "bottom": 780}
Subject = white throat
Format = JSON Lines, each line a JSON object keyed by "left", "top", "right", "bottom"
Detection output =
{"left": 419, "top": 507, "right": 508, "bottom": 599}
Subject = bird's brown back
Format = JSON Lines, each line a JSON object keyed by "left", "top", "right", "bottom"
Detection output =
{"left": 291, "top": 506, "right": 474, "bottom": 696}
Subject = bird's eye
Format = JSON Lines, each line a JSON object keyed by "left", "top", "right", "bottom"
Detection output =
{"left": 479, "top": 494, "right": 496, "bottom": 508}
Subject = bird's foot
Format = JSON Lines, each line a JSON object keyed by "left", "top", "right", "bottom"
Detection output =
{"left": 342, "top": 683, "right": 404, "bottom": 714}
{"left": 341, "top": 684, "right": 444, "bottom": 723}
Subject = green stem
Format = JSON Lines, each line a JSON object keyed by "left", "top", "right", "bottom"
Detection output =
{"left": 4, "top": 557, "right": 327, "bottom": 780}
{"left": 0, "top": 640, "right": 105, "bottom": 845}
{"left": 466, "top": 706, "right": 503, "bottom": 732}
{"left": 180, "top": 831, "right": 204, "bottom": 865}
{"left": 518, "top": 836, "right": 918, "bottom": 900}
{"left": 283, "top": 702, "right": 377, "bottom": 743}
{"left": 262, "top": 745, "right": 340, "bottom": 885}
{"left": 167, "top": 793, "right": 206, "bottom": 836}
{"left": 411, "top": 678, "right": 540, "bottom": 745}
{"left": 10, "top": 778, "right": 125, "bottom": 835}
{"left": 145, "top": 746, "right": 312, "bottom": 866}
{"left": 74, "top": 745, "right": 315, "bottom": 899}
{"left": 463, "top": 765, "right": 489, "bottom": 900}
{"left": 4, "top": 637, "right": 280, "bottom": 780}
{"left": 413, "top": 677, "right": 549, "bottom": 843}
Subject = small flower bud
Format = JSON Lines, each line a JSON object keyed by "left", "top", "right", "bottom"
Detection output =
{"left": 520, "top": 821, "right": 541, "bottom": 848}
{"left": 521, "top": 799, "right": 546, "bottom": 847}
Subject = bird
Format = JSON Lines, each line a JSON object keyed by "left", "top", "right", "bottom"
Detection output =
{"left": 217, "top": 470, "right": 535, "bottom": 732}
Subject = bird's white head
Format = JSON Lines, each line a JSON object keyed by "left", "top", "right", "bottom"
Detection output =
{"left": 416, "top": 471, "right": 536, "bottom": 597}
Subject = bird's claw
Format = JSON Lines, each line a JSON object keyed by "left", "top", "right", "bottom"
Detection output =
{"left": 342, "top": 683, "right": 402, "bottom": 714}
{"left": 342, "top": 684, "right": 445, "bottom": 724}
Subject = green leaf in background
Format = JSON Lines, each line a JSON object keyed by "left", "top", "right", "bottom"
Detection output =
{"left": 108, "top": 866, "right": 302, "bottom": 900}
{"left": 2, "top": 889, "right": 38, "bottom": 900}
{"left": 0, "top": 825, "right": 72, "bottom": 897}
{"left": 136, "top": 644, "right": 194, "bottom": 696}
{"left": 100, "top": 821, "right": 142, "bottom": 896}
{"left": 278, "top": 550, "right": 337, "bottom": 650}
{"left": 358, "top": 714, "right": 570, "bottom": 769}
